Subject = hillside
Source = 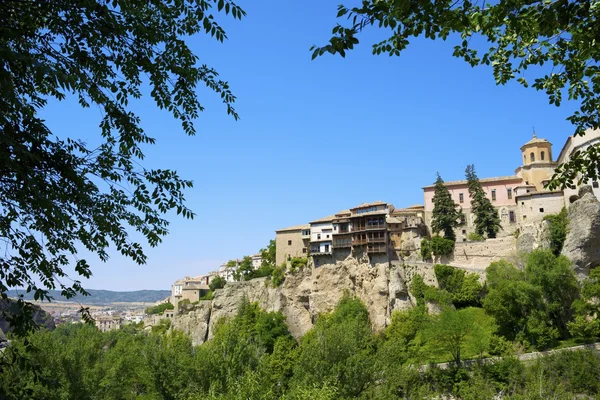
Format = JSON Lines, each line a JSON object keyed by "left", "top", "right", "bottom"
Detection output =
{"left": 7, "top": 289, "right": 170, "bottom": 305}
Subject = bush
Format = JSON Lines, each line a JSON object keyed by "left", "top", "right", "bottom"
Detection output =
{"left": 290, "top": 257, "right": 308, "bottom": 272}
{"left": 209, "top": 275, "right": 226, "bottom": 291}
{"left": 434, "top": 264, "right": 482, "bottom": 308}
{"left": 271, "top": 264, "right": 286, "bottom": 287}
{"left": 544, "top": 208, "right": 568, "bottom": 256}
{"left": 199, "top": 290, "right": 214, "bottom": 301}
{"left": 467, "top": 232, "right": 485, "bottom": 241}
{"left": 420, "top": 239, "right": 432, "bottom": 261}
{"left": 145, "top": 302, "right": 174, "bottom": 315}
{"left": 430, "top": 235, "right": 454, "bottom": 256}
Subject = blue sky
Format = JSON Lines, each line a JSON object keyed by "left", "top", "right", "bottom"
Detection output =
{"left": 40, "top": 1, "right": 579, "bottom": 291}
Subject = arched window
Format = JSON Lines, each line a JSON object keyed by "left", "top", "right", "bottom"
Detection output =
{"left": 541, "top": 151, "right": 545, "bottom": 161}
{"left": 523, "top": 155, "right": 526, "bottom": 162}
{"left": 530, "top": 152, "right": 535, "bottom": 162}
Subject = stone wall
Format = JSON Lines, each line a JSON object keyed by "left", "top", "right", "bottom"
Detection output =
{"left": 448, "top": 236, "right": 518, "bottom": 270}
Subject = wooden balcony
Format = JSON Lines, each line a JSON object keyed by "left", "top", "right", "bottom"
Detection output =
{"left": 333, "top": 241, "right": 352, "bottom": 248}
{"left": 352, "top": 236, "right": 387, "bottom": 245}
{"left": 351, "top": 224, "right": 386, "bottom": 232}
{"left": 367, "top": 244, "right": 388, "bottom": 253}
{"left": 311, "top": 250, "right": 332, "bottom": 256}
{"left": 333, "top": 229, "right": 351, "bottom": 235}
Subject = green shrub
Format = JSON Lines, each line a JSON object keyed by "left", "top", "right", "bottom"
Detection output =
{"left": 199, "top": 290, "right": 214, "bottom": 301}
{"left": 420, "top": 239, "right": 432, "bottom": 261}
{"left": 145, "top": 302, "right": 174, "bottom": 315}
{"left": 434, "top": 264, "right": 482, "bottom": 308}
{"left": 271, "top": 263, "right": 286, "bottom": 287}
{"left": 467, "top": 232, "right": 485, "bottom": 241}
{"left": 430, "top": 235, "right": 454, "bottom": 256}
{"left": 544, "top": 208, "right": 568, "bottom": 256}
{"left": 290, "top": 257, "right": 308, "bottom": 272}
{"left": 177, "top": 299, "right": 190, "bottom": 308}
{"left": 209, "top": 275, "right": 226, "bottom": 291}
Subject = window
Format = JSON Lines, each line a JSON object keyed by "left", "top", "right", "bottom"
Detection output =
{"left": 302, "top": 248, "right": 307, "bottom": 253}
{"left": 509, "top": 211, "right": 516, "bottom": 223}
{"left": 431, "top": 198, "right": 434, "bottom": 203}
{"left": 288, "top": 240, "right": 292, "bottom": 246}
{"left": 530, "top": 152, "right": 535, "bottom": 162}
{"left": 523, "top": 215, "right": 527, "bottom": 220}
{"left": 491, "top": 189, "right": 496, "bottom": 201}
{"left": 459, "top": 193, "right": 464, "bottom": 203}
{"left": 317, "top": 233, "right": 321, "bottom": 240}
{"left": 524, "top": 155, "right": 526, "bottom": 162}
{"left": 539, "top": 208, "right": 544, "bottom": 213}
{"left": 541, "top": 151, "right": 545, "bottom": 161}
{"left": 462, "top": 229, "right": 466, "bottom": 234}
{"left": 594, "top": 181, "right": 599, "bottom": 189}
{"left": 507, "top": 188, "right": 512, "bottom": 199}
{"left": 326, "top": 234, "right": 330, "bottom": 239}
{"left": 324, "top": 244, "right": 330, "bottom": 252}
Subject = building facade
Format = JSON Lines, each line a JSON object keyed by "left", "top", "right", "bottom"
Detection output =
{"left": 275, "top": 224, "right": 310, "bottom": 266}
{"left": 557, "top": 128, "right": 600, "bottom": 204}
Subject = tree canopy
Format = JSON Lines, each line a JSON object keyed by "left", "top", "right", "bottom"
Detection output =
{"left": 466, "top": 164, "right": 501, "bottom": 238}
{"left": 431, "top": 173, "right": 462, "bottom": 241}
{"left": 313, "top": 0, "right": 600, "bottom": 188}
{"left": 0, "top": 0, "right": 244, "bottom": 333}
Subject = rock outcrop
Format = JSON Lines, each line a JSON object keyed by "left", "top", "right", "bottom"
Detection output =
{"left": 0, "top": 299, "right": 56, "bottom": 334}
{"left": 170, "top": 301, "right": 212, "bottom": 345}
{"left": 161, "top": 260, "right": 442, "bottom": 344}
{"left": 562, "top": 185, "right": 600, "bottom": 278}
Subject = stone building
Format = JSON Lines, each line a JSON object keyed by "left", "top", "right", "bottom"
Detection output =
{"left": 423, "top": 176, "right": 522, "bottom": 240}
{"left": 309, "top": 215, "right": 336, "bottom": 266}
{"left": 275, "top": 224, "right": 310, "bottom": 266}
{"left": 557, "top": 128, "right": 600, "bottom": 204}
{"left": 171, "top": 276, "right": 210, "bottom": 305}
{"left": 95, "top": 315, "right": 123, "bottom": 332}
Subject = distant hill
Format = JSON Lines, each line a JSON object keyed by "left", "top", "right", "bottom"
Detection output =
{"left": 7, "top": 289, "right": 170, "bottom": 305}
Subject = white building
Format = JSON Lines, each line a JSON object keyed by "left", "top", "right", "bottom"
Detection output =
{"left": 251, "top": 254, "right": 262, "bottom": 270}
{"left": 309, "top": 215, "right": 335, "bottom": 263}
{"left": 557, "top": 128, "right": 600, "bottom": 204}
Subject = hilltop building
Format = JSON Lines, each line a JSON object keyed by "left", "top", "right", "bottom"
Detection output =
{"left": 275, "top": 129, "right": 600, "bottom": 264}
{"left": 275, "top": 224, "right": 310, "bottom": 266}
{"left": 95, "top": 315, "right": 123, "bottom": 332}
{"left": 171, "top": 276, "right": 210, "bottom": 305}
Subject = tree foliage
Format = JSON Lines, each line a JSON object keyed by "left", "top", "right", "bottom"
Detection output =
{"left": 431, "top": 173, "right": 462, "bottom": 241}
{"left": 466, "top": 164, "right": 501, "bottom": 238}
{"left": 544, "top": 207, "right": 569, "bottom": 256}
{"left": 4, "top": 289, "right": 600, "bottom": 399}
{"left": 313, "top": 0, "right": 600, "bottom": 189}
{"left": 209, "top": 276, "right": 226, "bottom": 291}
{"left": 0, "top": 0, "right": 245, "bottom": 334}
{"left": 145, "top": 302, "right": 174, "bottom": 315}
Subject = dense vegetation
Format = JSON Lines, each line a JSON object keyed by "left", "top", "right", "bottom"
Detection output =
{"left": 3, "top": 270, "right": 600, "bottom": 399}
{"left": 2, "top": 249, "right": 600, "bottom": 399}
{"left": 145, "top": 302, "right": 175, "bottom": 315}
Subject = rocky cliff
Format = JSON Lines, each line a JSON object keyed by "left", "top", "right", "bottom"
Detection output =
{"left": 156, "top": 260, "right": 440, "bottom": 345}
{"left": 562, "top": 185, "right": 600, "bottom": 278}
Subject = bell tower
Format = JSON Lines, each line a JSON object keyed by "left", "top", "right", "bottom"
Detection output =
{"left": 515, "top": 132, "right": 557, "bottom": 191}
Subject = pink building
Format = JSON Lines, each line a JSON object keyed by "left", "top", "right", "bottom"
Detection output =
{"left": 423, "top": 176, "right": 523, "bottom": 240}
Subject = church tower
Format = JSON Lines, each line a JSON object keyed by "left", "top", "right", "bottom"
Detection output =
{"left": 515, "top": 132, "right": 558, "bottom": 191}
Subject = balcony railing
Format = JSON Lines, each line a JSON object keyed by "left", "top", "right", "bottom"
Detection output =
{"left": 352, "top": 236, "right": 387, "bottom": 245}
{"left": 311, "top": 249, "right": 332, "bottom": 255}
{"left": 351, "top": 224, "right": 386, "bottom": 232}
{"left": 333, "top": 241, "right": 352, "bottom": 248}
{"left": 333, "top": 229, "right": 351, "bottom": 235}
{"left": 367, "top": 245, "right": 388, "bottom": 253}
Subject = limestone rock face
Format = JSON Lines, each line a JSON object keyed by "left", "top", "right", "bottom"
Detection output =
{"left": 562, "top": 186, "right": 600, "bottom": 278}
{"left": 170, "top": 301, "right": 212, "bottom": 346}
{"left": 168, "top": 260, "right": 445, "bottom": 343}
{"left": 517, "top": 221, "right": 550, "bottom": 254}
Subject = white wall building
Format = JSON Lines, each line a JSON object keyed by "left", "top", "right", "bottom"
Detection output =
{"left": 557, "top": 128, "right": 600, "bottom": 204}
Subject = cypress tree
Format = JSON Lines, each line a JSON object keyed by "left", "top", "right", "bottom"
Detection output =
{"left": 465, "top": 164, "right": 501, "bottom": 238}
{"left": 431, "top": 173, "right": 462, "bottom": 241}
